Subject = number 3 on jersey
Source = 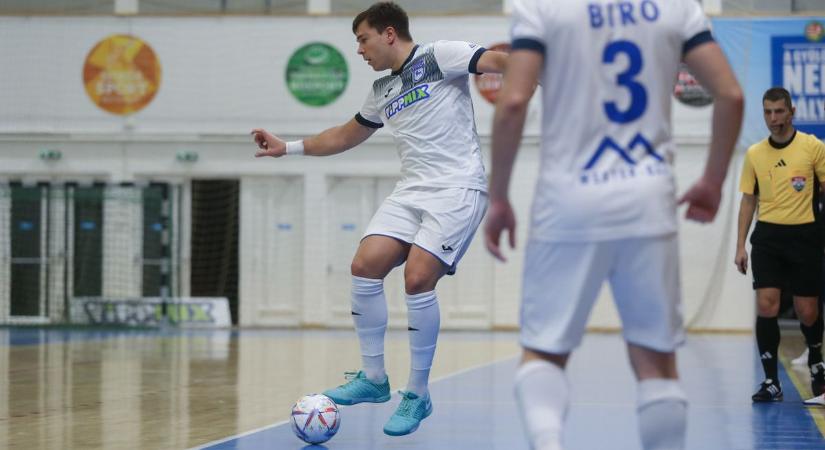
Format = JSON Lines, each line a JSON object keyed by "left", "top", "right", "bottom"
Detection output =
{"left": 602, "top": 40, "right": 646, "bottom": 123}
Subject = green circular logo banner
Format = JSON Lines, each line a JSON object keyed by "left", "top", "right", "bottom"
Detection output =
{"left": 286, "top": 42, "right": 348, "bottom": 107}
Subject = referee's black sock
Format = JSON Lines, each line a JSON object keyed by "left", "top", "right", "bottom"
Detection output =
{"left": 756, "top": 315, "right": 780, "bottom": 383}
{"left": 801, "top": 310, "right": 824, "bottom": 367}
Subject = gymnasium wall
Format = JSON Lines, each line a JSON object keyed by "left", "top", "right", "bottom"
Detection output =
{"left": 0, "top": 16, "right": 753, "bottom": 330}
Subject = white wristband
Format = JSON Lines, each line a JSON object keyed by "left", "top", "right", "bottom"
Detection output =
{"left": 285, "top": 140, "right": 305, "bottom": 155}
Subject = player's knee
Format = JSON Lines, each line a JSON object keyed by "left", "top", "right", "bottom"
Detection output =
{"left": 404, "top": 271, "right": 436, "bottom": 295}
{"left": 756, "top": 296, "right": 780, "bottom": 316}
{"left": 351, "top": 257, "right": 378, "bottom": 278}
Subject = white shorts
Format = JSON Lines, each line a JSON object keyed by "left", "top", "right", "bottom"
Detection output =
{"left": 363, "top": 186, "right": 487, "bottom": 275}
{"left": 520, "top": 234, "right": 685, "bottom": 354}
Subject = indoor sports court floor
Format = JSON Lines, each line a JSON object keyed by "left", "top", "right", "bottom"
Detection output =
{"left": 2, "top": 327, "right": 824, "bottom": 449}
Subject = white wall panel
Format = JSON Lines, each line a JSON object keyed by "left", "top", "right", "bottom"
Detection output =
{"left": 239, "top": 176, "right": 304, "bottom": 326}
{"left": 324, "top": 176, "right": 403, "bottom": 327}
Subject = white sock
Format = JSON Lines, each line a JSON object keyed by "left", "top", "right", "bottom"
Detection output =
{"left": 514, "top": 360, "right": 568, "bottom": 450}
{"left": 406, "top": 290, "right": 439, "bottom": 397}
{"left": 637, "top": 378, "right": 688, "bottom": 450}
{"left": 351, "top": 276, "right": 388, "bottom": 382}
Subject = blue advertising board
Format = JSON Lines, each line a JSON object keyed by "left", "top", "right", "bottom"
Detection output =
{"left": 712, "top": 17, "right": 825, "bottom": 147}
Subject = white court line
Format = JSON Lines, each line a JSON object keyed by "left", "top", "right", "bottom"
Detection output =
{"left": 189, "top": 353, "right": 519, "bottom": 449}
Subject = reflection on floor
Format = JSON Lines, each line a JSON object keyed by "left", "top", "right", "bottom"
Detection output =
{"left": 1, "top": 328, "right": 823, "bottom": 449}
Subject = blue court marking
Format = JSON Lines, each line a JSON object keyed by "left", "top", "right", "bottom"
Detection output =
{"left": 749, "top": 350, "right": 825, "bottom": 449}
{"left": 194, "top": 334, "right": 825, "bottom": 450}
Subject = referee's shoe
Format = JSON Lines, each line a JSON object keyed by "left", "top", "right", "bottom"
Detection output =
{"left": 752, "top": 379, "right": 783, "bottom": 402}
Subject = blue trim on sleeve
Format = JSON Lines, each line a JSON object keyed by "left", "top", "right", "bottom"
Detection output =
{"left": 468, "top": 47, "right": 487, "bottom": 74}
{"left": 511, "top": 38, "right": 545, "bottom": 56}
{"left": 355, "top": 113, "right": 383, "bottom": 129}
{"left": 682, "top": 30, "right": 714, "bottom": 56}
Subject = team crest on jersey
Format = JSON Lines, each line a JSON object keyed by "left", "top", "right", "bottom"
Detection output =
{"left": 412, "top": 58, "right": 426, "bottom": 82}
{"left": 791, "top": 176, "right": 806, "bottom": 192}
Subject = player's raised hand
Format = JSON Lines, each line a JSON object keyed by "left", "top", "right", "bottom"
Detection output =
{"left": 678, "top": 177, "right": 722, "bottom": 223}
{"left": 251, "top": 128, "right": 286, "bottom": 157}
{"left": 484, "top": 198, "right": 516, "bottom": 262}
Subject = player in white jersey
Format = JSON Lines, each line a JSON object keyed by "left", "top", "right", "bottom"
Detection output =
{"left": 251, "top": 2, "right": 507, "bottom": 436}
{"left": 484, "top": 1, "right": 743, "bottom": 449}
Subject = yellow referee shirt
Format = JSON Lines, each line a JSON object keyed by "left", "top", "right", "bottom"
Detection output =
{"left": 739, "top": 130, "right": 825, "bottom": 225}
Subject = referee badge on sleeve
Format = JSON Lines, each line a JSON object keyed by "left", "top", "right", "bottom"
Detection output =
{"left": 791, "top": 176, "right": 806, "bottom": 192}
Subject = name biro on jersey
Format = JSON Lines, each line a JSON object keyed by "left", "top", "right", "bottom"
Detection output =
{"left": 385, "top": 84, "right": 431, "bottom": 118}
{"left": 579, "top": 133, "right": 668, "bottom": 185}
{"left": 588, "top": 0, "right": 660, "bottom": 29}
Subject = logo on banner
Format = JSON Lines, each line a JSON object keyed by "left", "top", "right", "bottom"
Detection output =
{"left": 771, "top": 22, "right": 825, "bottom": 137}
{"left": 286, "top": 42, "right": 348, "bottom": 107}
{"left": 805, "top": 21, "right": 824, "bottom": 42}
{"left": 82, "top": 34, "right": 161, "bottom": 115}
{"left": 792, "top": 176, "right": 806, "bottom": 192}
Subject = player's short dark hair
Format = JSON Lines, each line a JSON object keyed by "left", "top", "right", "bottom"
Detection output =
{"left": 352, "top": 2, "right": 412, "bottom": 42}
{"left": 762, "top": 87, "right": 793, "bottom": 110}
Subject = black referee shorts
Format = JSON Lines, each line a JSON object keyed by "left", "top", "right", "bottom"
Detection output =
{"left": 750, "top": 221, "right": 823, "bottom": 296}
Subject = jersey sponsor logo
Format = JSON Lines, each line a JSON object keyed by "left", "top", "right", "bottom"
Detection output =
{"left": 441, "top": 244, "right": 454, "bottom": 252}
{"left": 580, "top": 134, "right": 667, "bottom": 185}
{"left": 792, "top": 176, "right": 806, "bottom": 191}
{"left": 385, "top": 84, "right": 430, "bottom": 118}
{"left": 584, "top": 134, "right": 663, "bottom": 170}
{"left": 774, "top": 159, "right": 787, "bottom": 167}
{"left": 412, "top": 58, "right": 426, "bottom": 83}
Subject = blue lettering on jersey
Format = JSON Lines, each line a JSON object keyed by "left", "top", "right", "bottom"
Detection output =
{"left": 589, "top": 1, "right": 659, "bottom": 29}
{"left": 385, "top": 84, "right": 431, "bottom": 118}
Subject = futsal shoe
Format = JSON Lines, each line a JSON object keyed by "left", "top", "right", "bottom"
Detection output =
{"left": 322, "top": 371, "right": 391, "bottom": 405}
{"left": 791, "top": 348, "right": 809, "bottom": 366}
{"left": 383, "top": 391, "right": 433, "bottom": 436}
{"left": 752, "top": 380, "right": 783, "bottom": 402}
{"left": 803, "top": 393, "right": 825, "bottom": 406}
{"left": 810, "top": 362, "right": 825, "bottom": 396}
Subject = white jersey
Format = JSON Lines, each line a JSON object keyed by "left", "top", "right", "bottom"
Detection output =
{"left": 511, "top": 0, "right": 713, "bottom": 242}
{"left": 357, "top": 41, "right": 488, "bottom": 192}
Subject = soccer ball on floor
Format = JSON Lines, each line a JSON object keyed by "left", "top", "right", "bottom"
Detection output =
{"left": 290, "top": 394, "right": 341, "bottom": 444}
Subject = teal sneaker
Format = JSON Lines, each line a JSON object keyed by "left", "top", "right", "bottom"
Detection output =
{"left": 383, "top": 391, "right": 433, "bottom": 436}
{"left": 322, "top": 371, "right": 391, "bottom": 406}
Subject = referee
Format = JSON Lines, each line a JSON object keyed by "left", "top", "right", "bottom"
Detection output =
{"left": 735, "top": 87, "right": 825, "bottom": 402}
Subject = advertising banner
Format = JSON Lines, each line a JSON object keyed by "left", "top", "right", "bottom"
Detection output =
{"left": 82, "top": 34, "right": 161, "bottom": 115}
{"left": 71, "top": 297, "right": 231, "bottom": 327}
{"left": 712, "top": 17, "right": 825, "bottom": 147}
